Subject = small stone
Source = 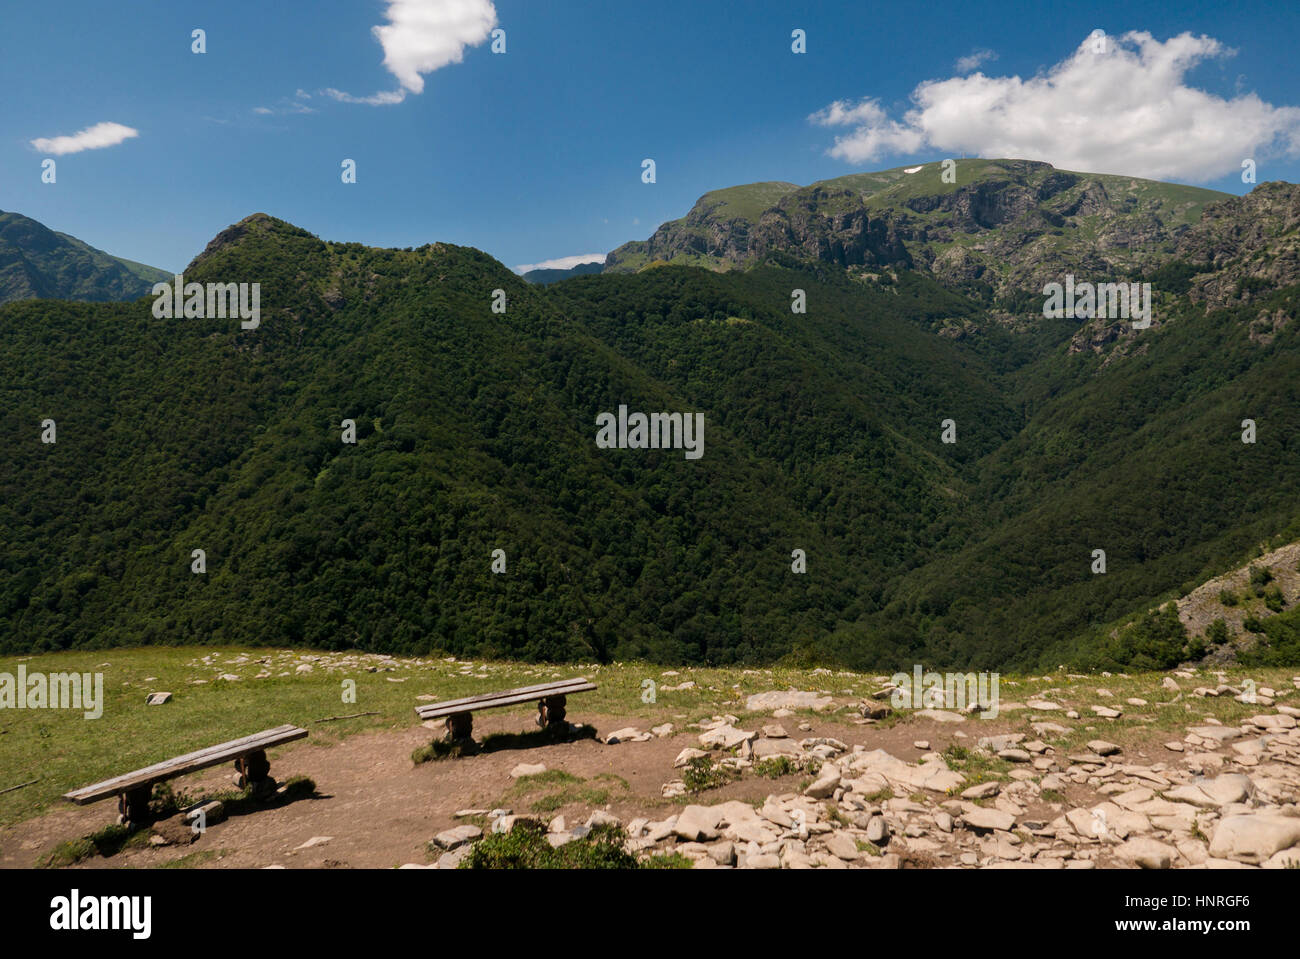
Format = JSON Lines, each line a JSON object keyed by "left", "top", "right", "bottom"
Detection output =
{"left": 804, "top": 768, "right": 842, "bottom": 799}
{"left": 1087, "top": 741, "right": 1121, "bottom": 756}
{"left": 824, "top": 832, "right": 860, "bottom": 860}
{"left": 432, "top": 824, "right": 482, "bottom": 850}
{"left": 674, "top": 747, "right": 709, "bottom": 768}
{"left": 963, "top": 808, "right": 1016, "bottom": 832}
{"left": 866, "top": 816, "right": 889, "bottom": 844}
{"left": 510, "top": 763, "right": 546, "bottom": 778}
{"left": 145, "top": 692, "right": 172, "bottom": 705}
{"left": 674, "top": 805, "right": 724, "bottom": 842}
{"left": 962, "top": 782, "right": 1001, "bottom": 800}
{"left": 1115, "top": 837, "right": 1175, "bottom": 869}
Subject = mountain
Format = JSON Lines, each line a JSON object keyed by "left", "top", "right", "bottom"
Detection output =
{"left": 607, "top": 160, "right": 1227, "bottom": 328}
{"left": 1, "top": 170, "right": 1298, "bottom": 672}
{"left": 0, "top": 210, "right": 170, "bottom": 306}
{"left": 522, "top": 261, "right": 605, "bottom": 284}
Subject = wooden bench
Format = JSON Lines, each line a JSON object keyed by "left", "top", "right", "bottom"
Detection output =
{"left": 64, "top": 724, "right": 308, "bottom": 825}
{"left": 415, "top": 678, "right": 597, "bottom": 741}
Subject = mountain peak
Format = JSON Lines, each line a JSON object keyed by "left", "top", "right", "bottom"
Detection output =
{"left": 185, "top": 213, "right": 323, "bottom": 276}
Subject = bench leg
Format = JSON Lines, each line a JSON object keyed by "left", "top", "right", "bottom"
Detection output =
{"left": 234, "top": 750, "right": 276, "bottom": 796}
{"left": 117, "top": 786, "right": 152, "bottom": 826}
{"left": 445, "top": 712, "right": 473, "bottom": 741}
{"left": 537, "top": 695, "right": 567, "bottom": 728}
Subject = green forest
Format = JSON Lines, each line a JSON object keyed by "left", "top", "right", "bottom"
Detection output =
{"left": 2, "top": 213, "right": 1297, "bottom": 672}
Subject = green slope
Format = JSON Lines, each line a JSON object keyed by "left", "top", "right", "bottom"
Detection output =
{"left": 0, "top": 210, "right": 170, "bottom": 305}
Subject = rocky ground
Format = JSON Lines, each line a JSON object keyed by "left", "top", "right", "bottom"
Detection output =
{"left": 4, "top": 654, "right": 1298, "bottom": 870}
{"left": 424, "top": 674, "right": 1300, "bottom": 870}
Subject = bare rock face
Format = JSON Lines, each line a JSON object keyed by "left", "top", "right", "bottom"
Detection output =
{"left": 749, "top": 187, "right": 912, "bottom": 269}
{"left": 1177, "top": 182, "right": 1300, "bottom": 310}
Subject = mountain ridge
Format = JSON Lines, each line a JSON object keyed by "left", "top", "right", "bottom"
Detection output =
{"left": 0, "top": 209, "right": 170, "bottom": 305}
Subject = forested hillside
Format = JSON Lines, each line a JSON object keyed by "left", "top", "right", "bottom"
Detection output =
{"left": 2, "top": 172, "right": 1298, "bottom": 671}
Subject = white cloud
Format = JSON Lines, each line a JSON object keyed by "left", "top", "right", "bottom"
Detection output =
{"left": 320, "top": 87, "right": 407, "bottom": 106}
{"left": 374, "top": 0, "right": 497, "bottom": 94}
{"left": 513, "top": 253, "right": 605, "bottom": 274}
{"left": 30, "top": 121, "right": 138, "bottom": 156}
{"left": 327, "top": 0, "right": 497, "bottom": 106}
{"left": 955, "top": 48, "right": 997, "bottom": 73}
{"left": 811, "top": 31, "right": 1300, "bottom": 182}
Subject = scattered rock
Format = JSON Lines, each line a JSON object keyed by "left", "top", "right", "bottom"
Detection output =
{"left": 746, "top": 690, "right": 833, "bottom": 712}
{"left": 1209, "top": 815, "right": 1300, "bottom": 865}
{"left": 1115, "top": 837, "right": 1175, "bottom": 869}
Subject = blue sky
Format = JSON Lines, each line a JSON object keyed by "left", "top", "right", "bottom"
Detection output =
{"left": 3, "top": 0, "right": 1299, "bottom": 274}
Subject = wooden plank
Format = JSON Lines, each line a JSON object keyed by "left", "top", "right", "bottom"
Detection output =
{"left": 414, "top": 678, "right": 592, "bottom": 714}
{"left": 415, "top": 683, "right": 597, "bottom": 719}
{"left": 415, "top": 678, "right": 594, "bottom": 717}
{"left": 64, "top": 725, "right": 308, "bottom": 805}
{"left": 415, "top": 680, "right": 596, "bottom": 719}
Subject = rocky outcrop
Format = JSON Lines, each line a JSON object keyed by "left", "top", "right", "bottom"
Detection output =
{"left": 606, "top": 186, "right": 911, "bottom": 272}
{"left": 749, "top": 187, "right": 911, "bottom": 268}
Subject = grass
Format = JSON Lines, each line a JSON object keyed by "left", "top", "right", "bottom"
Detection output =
{"left": 41, "top": 824, "right": 148, "bottom": 867}
{"left": 754, "top": 756, "right": 798, "bottom": 778}
{"left": 941, "top": 743, "right": 1014, "bottom": 789}
{"left": 643, "top": 851, "right": 694, "bottom": 869}
{"left": 504, "top": 770, "right": 630, "bottom": 814}
{"left": 1, "top": 644, "right": 1296, "bottom": 830}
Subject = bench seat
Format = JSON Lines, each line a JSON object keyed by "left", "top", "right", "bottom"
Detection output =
{"left": 64, "top": 724, "right": 308, "bottom": 821}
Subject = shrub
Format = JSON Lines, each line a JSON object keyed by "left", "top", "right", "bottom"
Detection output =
{"left": 682, "top": 756, "right": 736, "bottom": 794}
{"left": 1206, "top": 619, "right": 1231, "bottom": 645}
{"left": 1218, "top": 589, "right": 1238, "bottom": 607}
{"left": 459, "top": 820, "right": 641, "bottom": 869}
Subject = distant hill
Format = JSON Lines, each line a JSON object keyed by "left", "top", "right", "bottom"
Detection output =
{"left": 0, "top": 210, "right": 170, "bottom": 305}
{"left": 522, "top": 260, "right": 605, "bottom": 284}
